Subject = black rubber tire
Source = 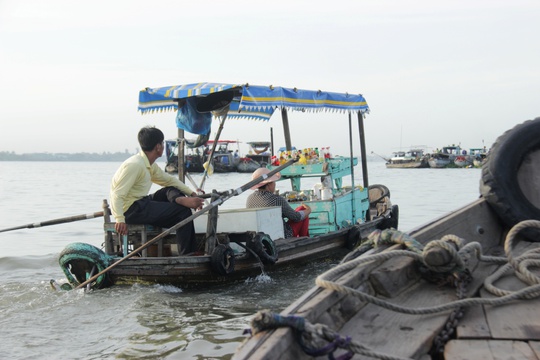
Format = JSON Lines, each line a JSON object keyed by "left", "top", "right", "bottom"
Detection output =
{"left": 346, "top": 227, "right": 361, "bottom": 250}
{"left": 246, "top": 233, "right": 278, "bottom": 265}
{"left": 368, "top": 184, "right": 390, "bottom": 204}
{"left": 480, "top": 117, "right": 540, "bottom": 239}
{"left": 389, "top": 204, "right": 399, "bottom": 229}
{"left": 210, "top": 244, "right": 235, "bottom": 275}
{"left": 58, "top": 242, "right": 112, "bottom": 289}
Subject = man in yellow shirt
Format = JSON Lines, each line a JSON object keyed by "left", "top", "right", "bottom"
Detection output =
{"left": 110, "top": 126, "right": 205, "bottom": 255}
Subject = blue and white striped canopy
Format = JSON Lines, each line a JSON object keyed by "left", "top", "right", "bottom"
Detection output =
{"left": 139, "top": 83, "right": 369, "bottom": 134}
{"left": 139, "top": 82, "right": 369, "bottom": 121}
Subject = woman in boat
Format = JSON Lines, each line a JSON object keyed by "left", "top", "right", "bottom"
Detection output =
{"left": 246, "top": 168, "right": 311, "bottom": 238}
{"left": 110, "top": 126, "right": 205, "bottom": 255}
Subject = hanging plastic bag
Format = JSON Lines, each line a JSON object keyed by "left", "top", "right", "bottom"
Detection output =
{"left": 175, "top": 98, "right": 212, "bottom": 135}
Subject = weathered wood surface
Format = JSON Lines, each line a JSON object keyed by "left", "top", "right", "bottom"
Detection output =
{"left": 479, "top": 240, "right": 540, "bottom": 341}
{"left": 445, "top": 339, "right": 539, "bottom": 360}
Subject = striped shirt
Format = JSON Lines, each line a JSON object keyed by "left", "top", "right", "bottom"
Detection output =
{"left": 246, "top": 189, "right": 305, "bottom": 238}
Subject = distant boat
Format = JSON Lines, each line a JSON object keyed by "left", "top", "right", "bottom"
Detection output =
{"left": 454, "top": 148, "right": 489, "bottom": 168}
{"left": 454, "top": 155, "right": 473, "bottom": 167}
{"left": 385, "top": 149, "right": 429, "bottom": 169}
{"left": 236, "top": 157, "right": 262, "bottom": 173}
{"left": 245, "top": 141, "right": 272, "bottom": 167}
{"left": 205, "top": 140, "right": 239, "bottom": 173}
{"left": 428, "top": 145, "right": 462, "bottom": 168}
{"left": 470, "top": 147, "right": 489, "bottom": 167}
{"left": 164, "top": 139, "right": 205, "bottom": 173}
{"left": 165, "top": 139, "right": 240, "bottom": 174}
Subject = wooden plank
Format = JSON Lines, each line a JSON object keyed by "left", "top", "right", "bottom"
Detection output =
{"left": 369, "top": 256, "right": 421, "bottom": 298}
{"left": 481, "top": 241, "right": 540, "bottom": 340}
{"left": 445, "top": 339, "right": 538, "bottom": 360}
{"left": 457, "top": 305, "right": 491, "bottom": 339}
{"left": 456, "top": 247, "right": 502, "bottom": 339}
{"left": 410, "top": 198, "right": 504, "bottom": 251}
{"left": 338, "top": 280, "right": 457, "bottom": 359}
{"left": 529, "top": 341, "right": 540, "bottom": 358}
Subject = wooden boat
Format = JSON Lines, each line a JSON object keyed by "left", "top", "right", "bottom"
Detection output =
{"left": 233, "top": 117, "right": 540, "bottom": 360}
{"left": 454, "top": 148, "right": 487, "bottom": 168}
{"left": 471, "top": 147, "right": 489, "bottom": 168}
{"left": 205, "top": 140, "right": 239, "bottom": 173}
{"left": 428, "top": 145, "right": 463, "bottom": 168}
{"left": 386, "top": 149, "right": 429, "bottom": 169}
{"left": 245, "top": 141, "right": 272, "bottom": 166}
{"left": 236, "top": 157, "right": 263, "bottom": 173}
{"left": 164, "top": 139, "right": 206, "bottom": 173}
{"left": 453, "top": 155, "right": 473, "bottom": 168}
{"left": 57, "top": 83, "right": 399, "bottom": 290}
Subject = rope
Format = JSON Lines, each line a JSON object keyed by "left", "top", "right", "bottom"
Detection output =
{"left": 248, "top": 310, "right": 412, "bottom": 360}
{"left": 317, "top": 221, "right": 540, "bottom": 314}
{"left": 245, "top": 221, "right": 540, "bottom": 359}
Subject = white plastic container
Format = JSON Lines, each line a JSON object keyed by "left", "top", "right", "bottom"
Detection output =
{"left": 321, "top": 188, "right": 333, "bottom": 200}
{"left": 312, "top": 183, "right": 322, "bottom": 200}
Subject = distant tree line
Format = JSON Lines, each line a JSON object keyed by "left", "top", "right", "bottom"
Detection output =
{"left": 0, "top": 150, "right": 136, "bottom": 162}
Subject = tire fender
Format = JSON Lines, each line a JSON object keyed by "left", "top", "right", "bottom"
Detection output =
{"left": 210, "top": 244, "right": 235, "bottom": 275}
{"left": 246, "top": 232, "right": 278, "bottom": 265}
{"left": 58, "top": 242, "right": 113, "bottom": 289}
{"left": 480, "top": 117, "right": 540, "bottom": 239}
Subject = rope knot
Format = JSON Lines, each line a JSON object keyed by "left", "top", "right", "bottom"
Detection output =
{"left": 422, "top": 235, "right": 466, "bottom": 274}
{"left": 248, "top": 310, "right": 305, "bottom": 335}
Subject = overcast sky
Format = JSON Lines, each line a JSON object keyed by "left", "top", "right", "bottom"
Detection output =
{"left": 1, "top": 0, "right": 539, "bottom": 157}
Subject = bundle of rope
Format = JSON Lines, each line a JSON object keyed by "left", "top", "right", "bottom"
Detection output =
{"left": 317, "top": 221, "right": 540, "bottom": 314}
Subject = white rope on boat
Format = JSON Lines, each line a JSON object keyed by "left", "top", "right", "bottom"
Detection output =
{"left": 316, "top": 220, "right": 540, "bottom": 314}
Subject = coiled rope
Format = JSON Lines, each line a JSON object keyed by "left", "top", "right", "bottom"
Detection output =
{"left": 317, "top": 220, "right": 540, "bottom": 313}
{"left": 247, "top": 220, "right": 540, "bottom": 360}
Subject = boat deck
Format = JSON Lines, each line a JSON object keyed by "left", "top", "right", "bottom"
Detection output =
{"left": 233, "top": 198, "right": 540, "bottom": 359}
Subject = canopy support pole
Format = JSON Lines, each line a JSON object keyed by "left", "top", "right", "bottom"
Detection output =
{"left": 178, "top": 128, "right": 185, "bottom": 182}
{"left": 357, "top": 111, "right": 369, "bottom": 189}
{"left": 281, "top": 107, "right": 295, "bottom": 189}
{"left": 281, "top": 108, "right": 293, "bottom": 151}
{"left": 348, "top": 113, "right": 357, "bottom": 223}
{"left": 270, "top": 127, "right": 274, "bottom": 157}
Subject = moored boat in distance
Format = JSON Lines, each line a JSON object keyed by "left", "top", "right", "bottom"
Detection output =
{"left": 57, "top": 82, "right": 399, "bottom": 290}
{"left": 236, "top": 157, "right": 262, "bottom": 173}
{"left": 385, "top": 148, "right": 429, "bottom": 169}
{"left": 245, "top": 141, "right": 272, "bottom": 166}
{"left": 471, "top": 147, "right": 489, "bottom": 167}
{"left": 428, "top": 144, "right": 463, "bottom": 168}
{"left": 233, "top": 117, "right": 540, "bottom": 360}
{"left": 236, "top": 141, "right": 272, "bottom": 173}
{"left": 164, "top": 139, "right": 206, "bottom": 173}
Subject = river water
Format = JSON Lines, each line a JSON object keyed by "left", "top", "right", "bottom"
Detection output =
{"left": 0, "top": 161, "right": 482, "bottom": 359}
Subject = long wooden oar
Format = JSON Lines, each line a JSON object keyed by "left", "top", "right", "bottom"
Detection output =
{"left": 0, "top": 211, "right": 104, "bottom": 233}
{"left": 75, "top": 158, "right": 297, "bottom": 290}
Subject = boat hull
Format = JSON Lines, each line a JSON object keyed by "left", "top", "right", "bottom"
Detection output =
{"left": 236, "top": 158, "right": 262, "bottom": 173}
{"left": 428, "top": 157, "right": 452, "bottom": 168}
{"left": 108, "top": 228, "right": 356, "bottom": 286}
{"left": 386, "top": 160, "right": 428, "bottom": 169}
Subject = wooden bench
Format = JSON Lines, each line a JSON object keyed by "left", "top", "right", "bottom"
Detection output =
{"left": 103, "top": 222, "right": 165, "bottom": 257}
